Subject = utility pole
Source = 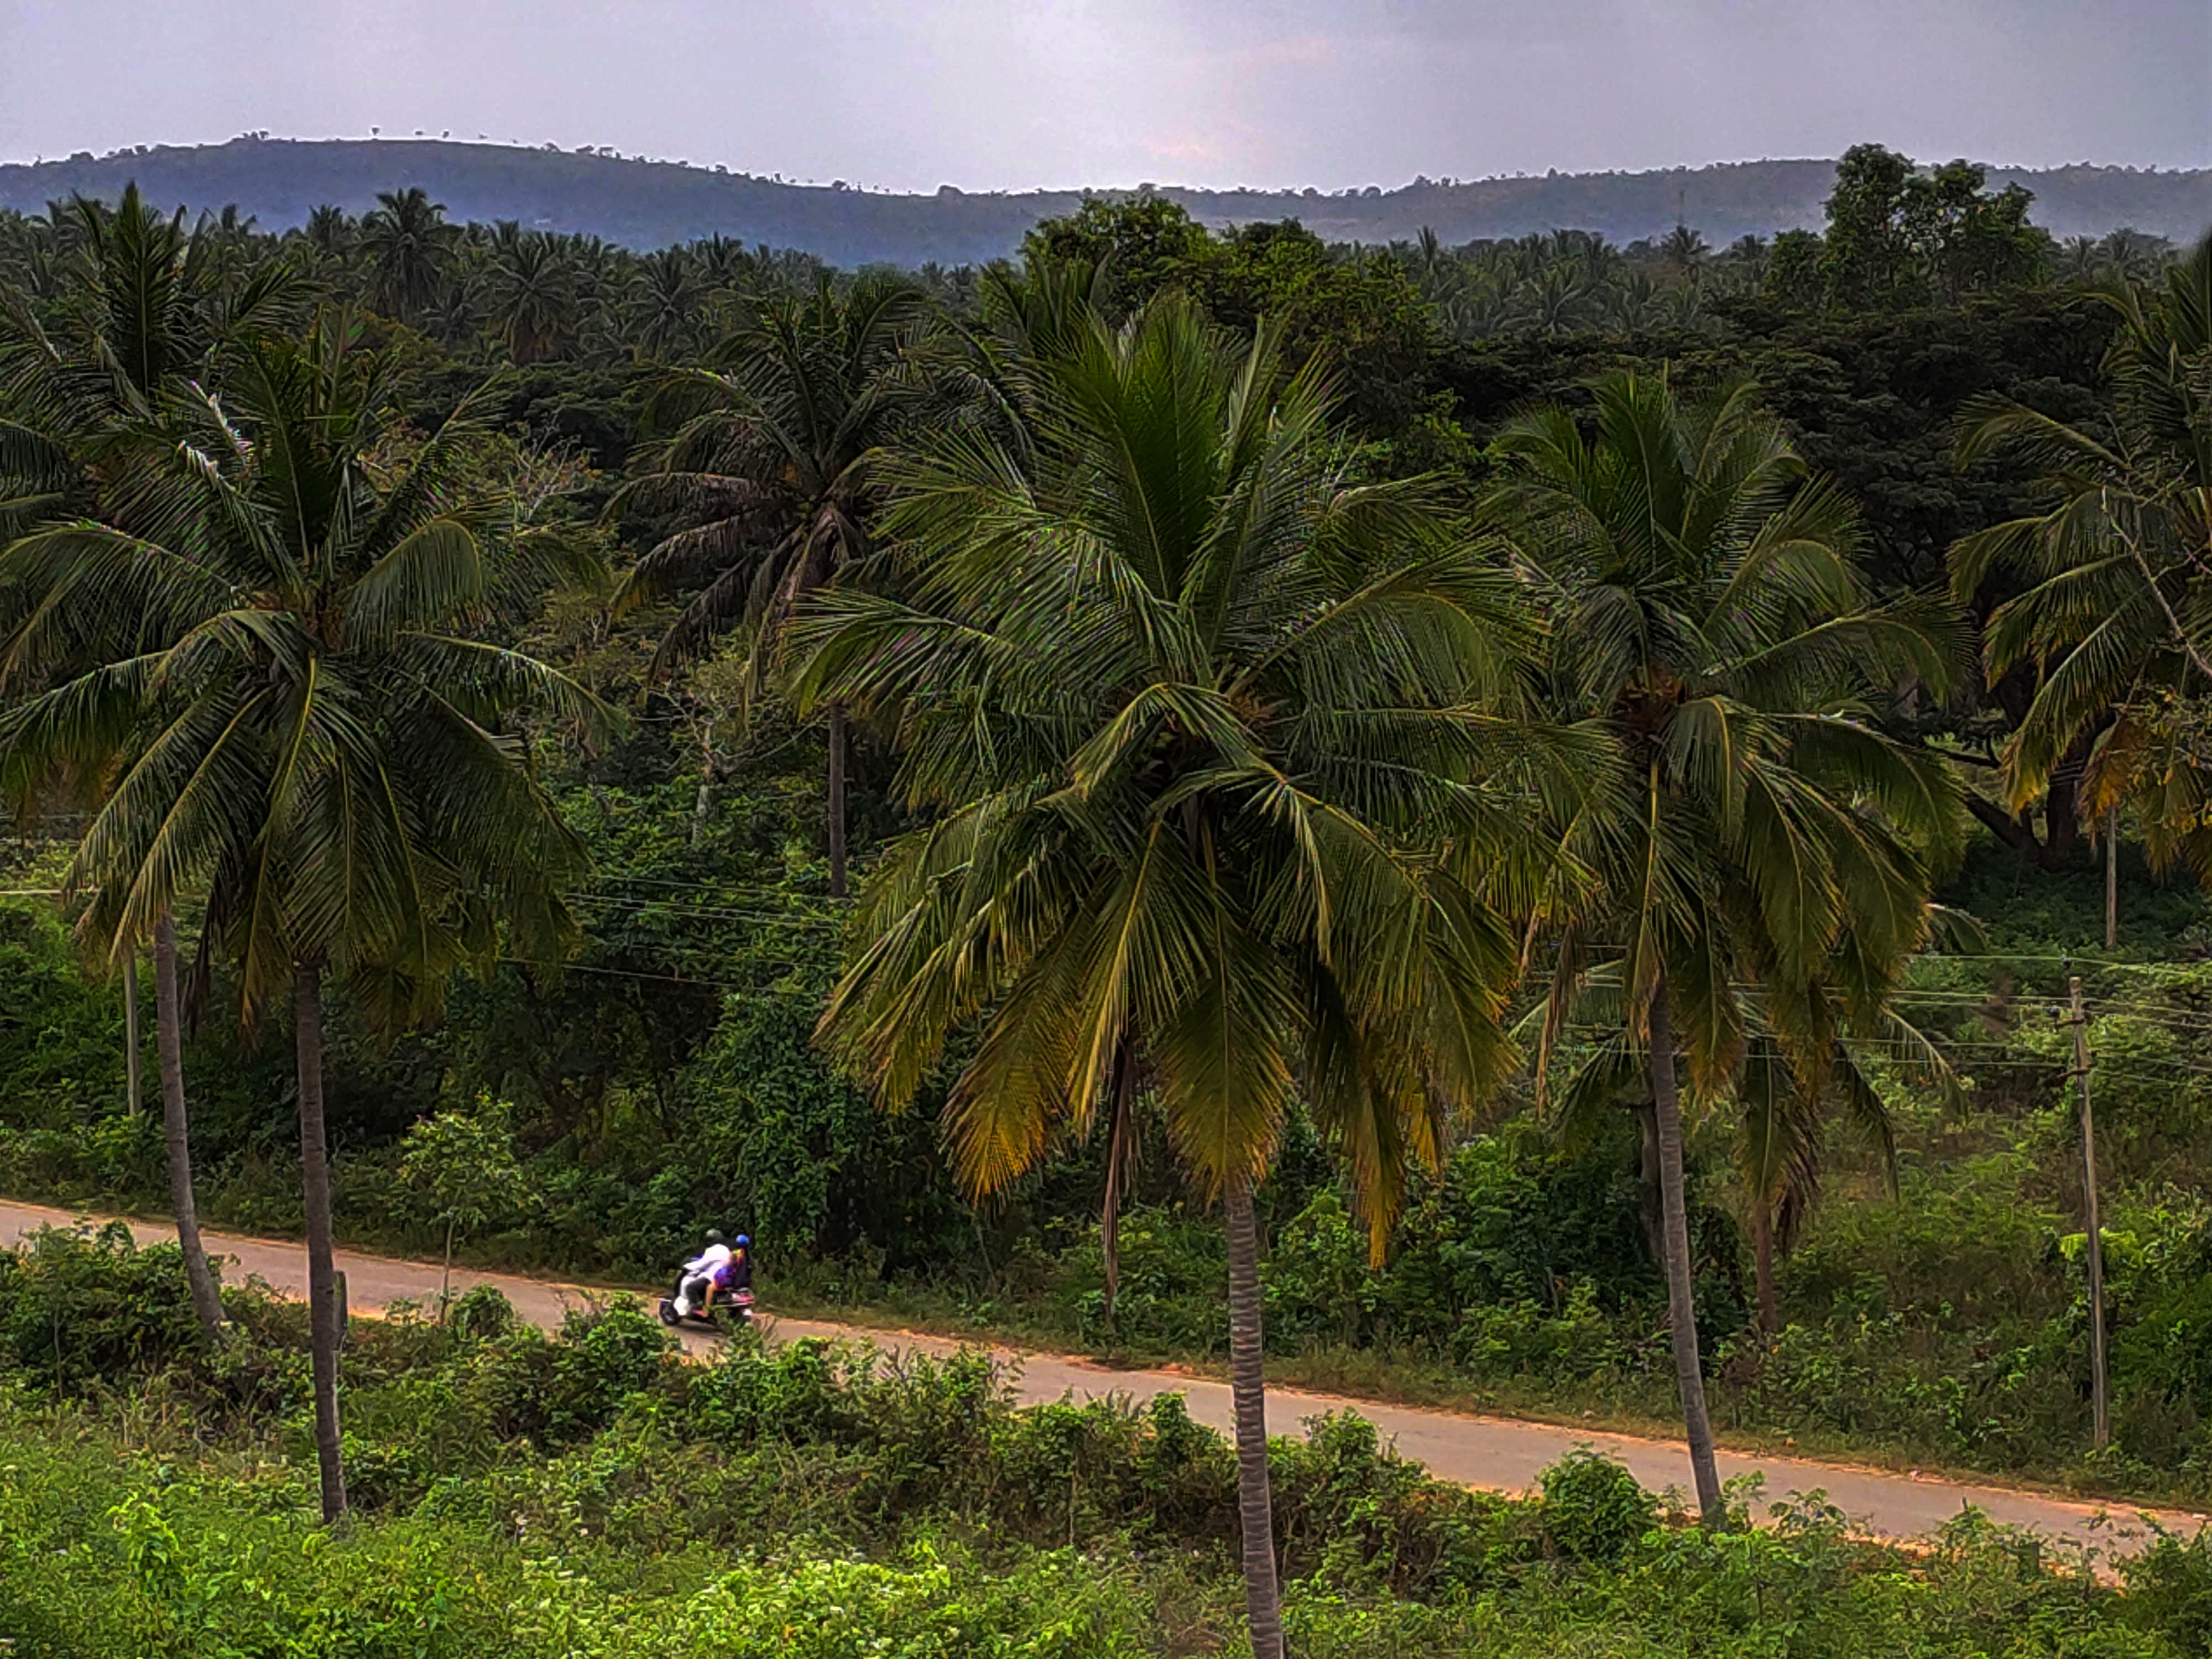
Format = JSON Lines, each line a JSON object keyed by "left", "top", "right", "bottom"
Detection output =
{"left": 123, "top": 950, "right": 143, "bottom": 1120}
{"left": 2067, "top": 974, "right": 2110, "bottom": 1449}
{"left": 2106, "top": 808, "right": 2119, "bottom": 951}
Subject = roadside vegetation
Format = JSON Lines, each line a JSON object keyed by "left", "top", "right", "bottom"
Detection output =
{"left": 3, "top": 1227, "right": 2210, "bottom": 1657}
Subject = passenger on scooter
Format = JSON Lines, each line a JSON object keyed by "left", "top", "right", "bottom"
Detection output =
{"left": 673, "top": 1239, "right": 731, "bottom": 1317}
{"left": 698, "top": 1235, "right": 753, "bottom": 1318}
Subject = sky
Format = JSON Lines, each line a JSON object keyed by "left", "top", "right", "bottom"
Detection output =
{"left": 1, "top": 0, "right": 2206, "bottom": 192}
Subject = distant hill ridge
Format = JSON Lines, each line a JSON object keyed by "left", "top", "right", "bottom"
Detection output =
{"left": 3, "top": 138, "right": 2207, "bottom": 266}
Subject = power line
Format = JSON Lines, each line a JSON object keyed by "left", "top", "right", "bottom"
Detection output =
{"left": 566, "top": 891, "right": 843, "bottom": 932}
{"left": 498, "top": 957, "right": 755, "bottom": 993}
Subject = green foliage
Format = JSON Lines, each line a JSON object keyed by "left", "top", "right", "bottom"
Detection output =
{"left": 400, "top": 1095, "right": 531, "bottom": 1252}
{"left": 1186, "top": 218, "right": 1441, "bottom": 433}
{"left": 1538, "top": 1448, "right": 1658, "bottom": 1565}
{"left": 0, "top": 1360, "right": 2194, "bottom": 1656}
{"left": 2124, "top": 1525, "right": 2212, "bottom": 1654}
{"left": 1814, "top": 145, "right": 2047, "bottom": 310}
{"left": 1020, "top": 194, "right": 1207, "bottom": 315}
{"left": 685, "top": 982, "right": 964, "bottom": 1266}
{"left": 0, "top": 1235, "right": 2204, "bottom": 1655}
{"left": 469, "top": 1299, "right": 680, "bottom": 1449}
{"left": 0, "top": 1222, "right": 207, "bottom": 1383}
{"left": 0, "top": 891, "right": 127, "bottom": 1131}
{"left": 6, "top": 128, "right": 2212, "bottom": 1547}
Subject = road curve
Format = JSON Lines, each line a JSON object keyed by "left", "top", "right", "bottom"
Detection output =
{"left": 4, "top": 1197, "right": 2202, "bottom": 1554}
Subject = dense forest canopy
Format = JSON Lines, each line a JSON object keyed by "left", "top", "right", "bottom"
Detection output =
{"left": 2, "top": 135, "right": 2207, "bottom": 263}
{"left": 4, "top": 127, "right": 2212, "bottom": 1654}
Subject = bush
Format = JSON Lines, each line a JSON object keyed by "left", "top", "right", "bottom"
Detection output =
{"left": 2124, "top": 1523, "right": 2212, "bottom": 1653}
{"left": 468, "top": 1298, "right": 677, "bottom": 1448}
{"left": 0, "top": 1223, "right": 211, "bottom": 1384}
{"left": 1538, "top": 1448, "right": 1657, "bottom": 1566}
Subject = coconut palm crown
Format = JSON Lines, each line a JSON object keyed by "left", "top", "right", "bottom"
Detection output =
{"left": 1950, "top": 230, "right": 2212, "bottom": 875}
{"left": 0, "top": 316, "right": 612, "bottom": 1025}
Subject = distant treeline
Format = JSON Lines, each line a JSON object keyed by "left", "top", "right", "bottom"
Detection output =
{"left": 0, "top": 144, "right": 2186, "bottom": 408}
{"left": 2, "top": 134, "right": 2207, "bottom": 263}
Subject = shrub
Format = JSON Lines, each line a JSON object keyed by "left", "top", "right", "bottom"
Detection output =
{"left": 468, "top": 1298, "right": 677, "bottom": 1448}
{"left": 2124, "top": 1522, "right": 2212, "bottom": 1653}
{"left": 1538, "top": 1448, "right": 1657, "bottom": 1566}
{"left": 0, "top": 1224, "right": 212, "bottom": 1384}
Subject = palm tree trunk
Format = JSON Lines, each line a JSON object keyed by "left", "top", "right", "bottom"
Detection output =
{"left": 154, "top": 916, "right": 223, "bottom": 1345}
{"left": 691, "top": 767, "right": 716, "bottom": 848}
{"left": 1648, "top": 978, "right": 1724, "bottom": 1525}
{"left": 691, "top": 724, "right": 722, "bottom": 848}
{"left": 1223, "top": 1172, "right": 1285, "bottom": 1659}
{"left": 1751, "top": 1195, "right": 1779, "bottom": 1337}
{"left": 1101, "top": 1037, "right": 1137, "bottom": 1330}
{"left": 124, "top": 951, "right": 143, "bottom": 1119}
{"left": 294, "top": 961, "right": 348, "bottom": 1522}
{"left": 1633, "top": 1099, "right": 1663, "bottom": 1262}
{"left": 827, "top": 701, "right": 849, "bottom": 899}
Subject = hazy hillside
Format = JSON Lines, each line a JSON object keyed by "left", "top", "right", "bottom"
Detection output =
{"left": 2, "top": 137, "right": 2207, "bottom": 264}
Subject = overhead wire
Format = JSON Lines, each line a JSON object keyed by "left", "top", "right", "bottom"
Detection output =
{"left": 22, "top": 859, "right": 2212, "bottom": 1066}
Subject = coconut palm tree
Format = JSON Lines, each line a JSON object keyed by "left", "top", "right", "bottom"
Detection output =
{"left": 359, "top": 187, "right": 457, "bottom": 325}
{"left": 614, "top": 273, "right": 933, "bottom": 895}
{"left": 794, "top": 293, "right": 1574, "bottom": 1659}
{"left": 2, "top": 186, "right": 293, "bottom": 517}
{"left": 481, "top": 231, "right": 581, "bottom": 364}
{"left": 1950, "top": 232, "right": 2212, "bottom": 878}
{"left": 1720, "top": 235, "right": 1772, "bottom": 289}
{"left": 0, "top": 317, "right": 611, "bottom": 1521}
{"left": 1496, "top": 370, "right": 1963, "bottom": 1522}
{"left": 1660, "top": 224, "right": 1711, "bottom": 279}
{"left": 302, "top": 204, "right": 353, "bottom": 259}
{"left": 1512, "top": 261, "right": 1598, "bottom": 337}
{"left": 0, "top": 183, "right": 294, "bottom": 1343}
{"left": 625, "top": 246, "right": 703, "bottom": 362}
{"left": 1606, "top": 270, "right": 1661, "bottom": 333}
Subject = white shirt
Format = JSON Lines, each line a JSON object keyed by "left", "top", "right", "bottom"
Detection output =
{"left": 684, "top": 1244, "right": 733, "bottom": 1275}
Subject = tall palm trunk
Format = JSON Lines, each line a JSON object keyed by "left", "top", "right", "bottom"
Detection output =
{"left": 1223, "top": 1173, "right": 1285, "bottom": 1659}
{"left": 690, "top": 726, "right": 722, "bottom": 848}
{"left": 124, "top": 951, "right": 143, "bottom": 1117}
{"left": 1750, "top": 1194, "right": 1779, "bottom": 1337}
{"left": 1648, "top": 978, "right": 1724, "bottom": 1524}
{"left": 440, "top": 1214, "right": 457, "bottom": 1321}
{"left": 294, "top": 961, "right": 348, "bottom": 1522}
{"left": 827, "top": 701, "right": 849, "bottom": 898}
{"left": 154, "top": 916, "right": 224, "bottom": 1344}
{"left": 1100, "top": 1037, "right": 1138, "bottom": 1329}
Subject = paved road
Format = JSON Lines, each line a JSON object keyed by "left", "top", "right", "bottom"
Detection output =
{"left": 7, "top": 1198, "right": 2203, "bottom": 1554}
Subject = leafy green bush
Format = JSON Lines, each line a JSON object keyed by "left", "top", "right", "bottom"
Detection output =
{"left": 1538, "top": 1447, "right": 1657, "bottom": 1566}
{"left": 468, "top": 1299, "right": 679, "bottom": 1449}
{"left": 2122, "top": 1524, "right": 2212, "bottom": 1654}
{"left": 0, "top": 1223, "right": 208, "bottom": 1384}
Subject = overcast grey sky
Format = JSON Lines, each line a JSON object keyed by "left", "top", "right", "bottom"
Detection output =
{"left": 2, "top": 0, "right": 2206, "bottom": 191}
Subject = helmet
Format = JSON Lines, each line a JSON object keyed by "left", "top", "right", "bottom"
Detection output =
{"left": 733, "top": 1235, "right": 750, "bottom": 1250}
{"left": 704, "top": 1229, "right": 727, "bottom": 1246}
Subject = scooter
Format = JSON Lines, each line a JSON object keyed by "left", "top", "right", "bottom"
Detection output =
{"left": 656, "top": 1276, "right": 754, "bottom": 1333}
